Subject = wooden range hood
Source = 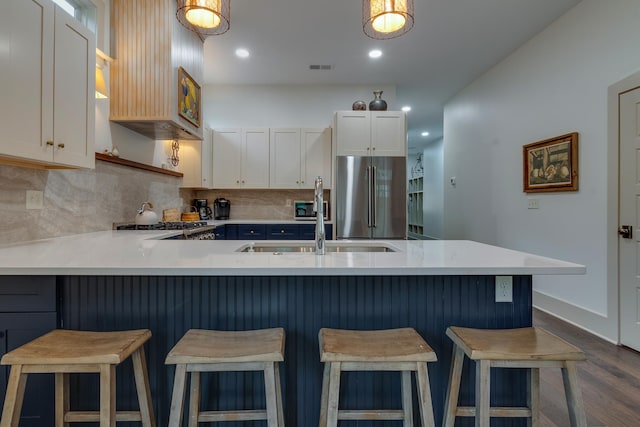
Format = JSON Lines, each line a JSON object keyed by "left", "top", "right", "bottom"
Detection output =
{"left": 109, "top": 0, "right": 204, "bottom": 141}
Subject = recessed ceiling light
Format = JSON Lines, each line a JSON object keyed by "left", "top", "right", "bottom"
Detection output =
{"left": 368, "top": 49, "right": 382, "bottom": 58}
{"left": 235, "top": 48, "right": 250, "bottom": 58}
{"left": 421, "top": 131, "right": 429, "bottom": 137}
{"left": 401, "top": 106, "right": 411, "bottom": 112}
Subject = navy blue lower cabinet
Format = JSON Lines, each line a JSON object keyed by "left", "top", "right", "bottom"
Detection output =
{"left": 266, "top": 224, "right": 298, "bottom": 240}
{"left": 0, "top": 276, "right": 58, "bottom": 427}
{"left": 237, "top": 224, "right": 266, "bottom": 240}
{"left": 213, "top": 225, "right": 226, "bottom": 240}
{"left": 299, "top": 223, "right": 333, "bottom": 240}
{"left": 60, "top": 274, "right": 532, "bottom": 427}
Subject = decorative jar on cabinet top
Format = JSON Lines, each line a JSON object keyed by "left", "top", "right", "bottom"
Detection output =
{"left": 369, "top": 90, "right": 387, "bottom": 111}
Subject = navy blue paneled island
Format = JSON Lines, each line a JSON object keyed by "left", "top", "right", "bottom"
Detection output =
{"left": 0, "top": 234, "right": 584, "bottom": 426}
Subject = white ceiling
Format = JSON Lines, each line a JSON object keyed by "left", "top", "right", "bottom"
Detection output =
{"left": 202, "top": 0, "right": 582, "bottom": 153}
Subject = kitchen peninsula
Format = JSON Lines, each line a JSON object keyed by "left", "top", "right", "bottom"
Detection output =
{"left": 0, "top": 231, "right": 584, "bottom": 426}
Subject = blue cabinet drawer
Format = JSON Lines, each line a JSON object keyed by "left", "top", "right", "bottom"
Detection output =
{"left": 237, "top": 224, "right": 266, "bottom": 239}
{"left": 299, "top": 224, "right": 333, "bottom": 240}
{"left": 213, "top": 225, "right": 226, "bottom": 240}
{"left": 266, "top": 224, "right": 298, "bottom": 240}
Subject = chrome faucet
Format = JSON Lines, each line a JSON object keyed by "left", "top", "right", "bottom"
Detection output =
{"left": 314, "top": 176, "right": 325, "bottom": 255}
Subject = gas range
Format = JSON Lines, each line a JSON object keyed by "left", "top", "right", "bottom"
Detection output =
{"left": 113, "top": 222, "right": 216, "bottom": 240}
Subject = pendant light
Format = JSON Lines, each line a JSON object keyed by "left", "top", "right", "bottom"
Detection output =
{"left": 363, "top": 0, "right": 414, "bottom": 40}
{"left": 176, "top": 0, "right": 231, "bottom": 36}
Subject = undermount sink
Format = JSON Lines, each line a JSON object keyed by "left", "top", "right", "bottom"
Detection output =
{"left": 237, "top": 242, "right": 397, "bottom": 253}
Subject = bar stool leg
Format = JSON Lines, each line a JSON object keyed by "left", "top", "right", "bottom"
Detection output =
{"left": 475, "top": 360, "right": 491, "bottom": 427}
{"left": 401, "top": 370, "right": 414, "bottom": 427}
{"left": 318, "top": 362, "right": 330, "bottom": 427}
{"left": 132, "top": 347, "right": 156, "bottom": 427}
{"left": 99, "top": 364, "right": 116, "bottom": 427}
{"left": 416, "top": 362, "right": 435, "bottom": 427}
{"left": 0, "top": 365, "right": 27, "bottom": 427}
{"left": 54, "top": 373, "right": 70, "bottom": 427}
{"left": 562, "top": 362, "right": 587, "bottom": 427}
{"left": 527, "top": 368, "right": 540, "bottom": 427}
{"left": 264, "top": 362, "right": 280, "bottom": 427}
{"left": 326, "top": 362, "right": 341, "bottom": 427}
{"left": 274, "top": 362, "right": 284, "bottom": 426}
{"left": 188, "top": 371, "right": 201, "bottom": 427}
{"left": 168, "top": 364, "right": 188, "bottom": 427}
{"left": 442, "top": 345, "right": 464, "bottom": 427}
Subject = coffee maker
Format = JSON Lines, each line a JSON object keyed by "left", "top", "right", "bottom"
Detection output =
{"left": 214, "top": 198, "right": 230, "bottom": 220}
{"left": 193, "top": 199, "right": 212, "bottom": 220}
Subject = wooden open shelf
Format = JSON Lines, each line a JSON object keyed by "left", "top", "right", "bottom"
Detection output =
{"left": 95, "top": 152, "right": 183, "bottom": 177}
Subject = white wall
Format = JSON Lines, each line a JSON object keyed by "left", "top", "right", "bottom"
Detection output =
{"left": 443, "top": 0, "right": 640, "bottom": 341}
{"left": 423, "top": 138, "right": 444, "bottom": 239}
{"left": 202, "top": 84, "right": 396, "bottom": 128}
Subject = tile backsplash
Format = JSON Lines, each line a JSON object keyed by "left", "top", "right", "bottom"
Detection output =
{"left": 0, "top": 161, "right": 331, "bottom": 244}
{"left": 0, "top": 161, "right": 188, "bottom": 244}
{"left": 194, "top": 189, "right": 331, "bottom": 220}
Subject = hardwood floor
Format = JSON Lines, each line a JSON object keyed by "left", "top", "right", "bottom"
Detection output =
{"left": 533, "top": 308, "right": 640, "bottom": 426}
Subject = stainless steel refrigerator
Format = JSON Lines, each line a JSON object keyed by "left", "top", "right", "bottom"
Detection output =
{"left": 335, "top": 156, "right": 406, "bottom": 239}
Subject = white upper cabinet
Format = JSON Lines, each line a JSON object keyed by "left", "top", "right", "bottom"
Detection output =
{"left": 179, "top": 128, "right": 213, "bottom": 188}
{"left": 301, "top": 128, "right": 332, "bottom": 189}
{"left": 335, "top": 111, "right": 406, "bottom": 157}
{"left": 0, "top": 1, "right": 95, "bottom": 168}
{"left": 269, "top": 128, "right": 332, "bottom": 189}
{"left": 212, "top": 129, "right": 270, "bottom": 189}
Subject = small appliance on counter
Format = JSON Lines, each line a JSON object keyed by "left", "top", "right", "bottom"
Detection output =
{"left": 135, "top": 201, "right": 159, "bottom": 225}
{"left": 214, "top": 198, "right": 230, "bottom": 220}
{"left": 294, "top": 200, "right": 328, "bottom": 220}
{"left": 193, "top": 199, "right": 212, "bottom": 220}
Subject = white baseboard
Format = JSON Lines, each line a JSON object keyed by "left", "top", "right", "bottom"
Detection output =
{"left": 533, "top": 290, "right": 618, "bottom": 344}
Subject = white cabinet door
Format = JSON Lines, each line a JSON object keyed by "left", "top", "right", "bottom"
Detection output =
{"left": 212, "top": 129, "right": 243, "bottom": 188}
{"left": 180, "top": 128, "right": 212, "bottom": 188}
{"left": 0, "top": 1, "right": 94, "bottom": 168}
{"left": 242, "top": 129, "right": 270, "bottom": 188}
{"left": 371, "top": 111, "right": 406, "bottom": 156}
{"left": 52, "top": 6, "right": 94, "bottom": 168}
{"left": 0, "top": 0, "right": 54, "bottom": 163}
{"left": 301, "top": 128, "right": 332, "bottom": 189}
{"left": 270, "top": 129, "right": 302, "bottom": 188}
{"left": 335, "top": 111, "right": 371, "bottom": 156}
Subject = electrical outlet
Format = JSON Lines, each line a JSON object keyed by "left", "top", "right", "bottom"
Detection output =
{"left": 495, "top": 276, "right": 513, "bottom": 302}
{"left": 26, "top": 190, "right": 44, "bottom": 210}
{"left": 527, "top": 198, "right": 539, "bottom": 209}
{"left": 285, "top": 199, "right": 292, "bottom": 207}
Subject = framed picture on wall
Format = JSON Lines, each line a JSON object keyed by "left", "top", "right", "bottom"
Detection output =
{"left": 178, "top": 67, "right": 200, "bottom": 128}
{"left": 523, "top": 132, "right": 579, "bottom": 193}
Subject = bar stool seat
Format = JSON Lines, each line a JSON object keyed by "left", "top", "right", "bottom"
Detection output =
{"left": 0, "top": 329, "right": 155, "bottom": 427}
{"left": 165, "top": 328, "right": 285, "bottom": 427}
{"left": 443, "top": 326, "right": 587, "bottom": 427}
{"left": 318, "top": 327, "right": 437, "bottom": 427}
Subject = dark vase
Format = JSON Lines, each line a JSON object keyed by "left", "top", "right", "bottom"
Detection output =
{"left": 369, "top": 90, "right": 387, "bottom": 111}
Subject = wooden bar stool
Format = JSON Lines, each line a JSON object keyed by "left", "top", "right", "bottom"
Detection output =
{"left": 165, "top": 328, "right": 285, "bottom": 427}
{"left": 318, "top": 327, "right": 437, "bottom": 427}
{"left": 443, "top": 326, "right": 587, "bottom": 427}
{"left": 0, "top": 329, "right": 155, "bottom": 427}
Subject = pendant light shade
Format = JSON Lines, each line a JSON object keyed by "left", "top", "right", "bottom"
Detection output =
{"left": 363, "top": 0, "right": 414, "bottom": 39}
{"left": 177, "top": 0, "right": 230, "bottom": 36}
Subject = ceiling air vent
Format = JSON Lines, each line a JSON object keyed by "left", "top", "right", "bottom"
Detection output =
{"left": 309, "top": 64, "right": 333, "bottom": 70}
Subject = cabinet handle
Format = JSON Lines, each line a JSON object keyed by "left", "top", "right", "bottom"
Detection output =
{"left": 280, "top": 229, "right": 285, "bottom": 233}
{"left": 366, "top": 147, "right": 370, "bottom": 150}
{"left": 46, "top": 141, "right": 54, "bottom": 146}
{"left": 301, "top": 181, "right": 304, "bottom": 184}
{"left": 57, "top": 143, "right": 65, "bottom": 149}
{"left": 250, "top": 230, "right": 254, "bottom": 234}
{"left": 241, "top": 180, "right": 245, "bottom": 184}
{"left": 372, "top": 147, "right": 375, "bottom": 151}
{"left": 296, "top": 181, "right": 299, "bottom": 184}
{"left": 236, "top": 180, "right": 240, "bottom": 184}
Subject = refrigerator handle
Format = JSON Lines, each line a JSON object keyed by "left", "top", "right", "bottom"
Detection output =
{"left": 367, "top": 166, "right": 372, "bottom": 227}
{"left": 371, "top": 165, "right": 377, "bottom": 227}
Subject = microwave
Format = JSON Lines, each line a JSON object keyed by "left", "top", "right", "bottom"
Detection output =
{"left": 294, "top": 200, "right": 329, "bottom": 220}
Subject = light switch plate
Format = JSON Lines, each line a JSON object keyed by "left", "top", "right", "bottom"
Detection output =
{"left": 527, "top": 198, "right": 539, "bottom": 209}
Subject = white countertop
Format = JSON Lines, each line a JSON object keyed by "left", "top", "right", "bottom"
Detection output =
{"left": 0, "top": 230, "right": 586, "bottom": 276}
